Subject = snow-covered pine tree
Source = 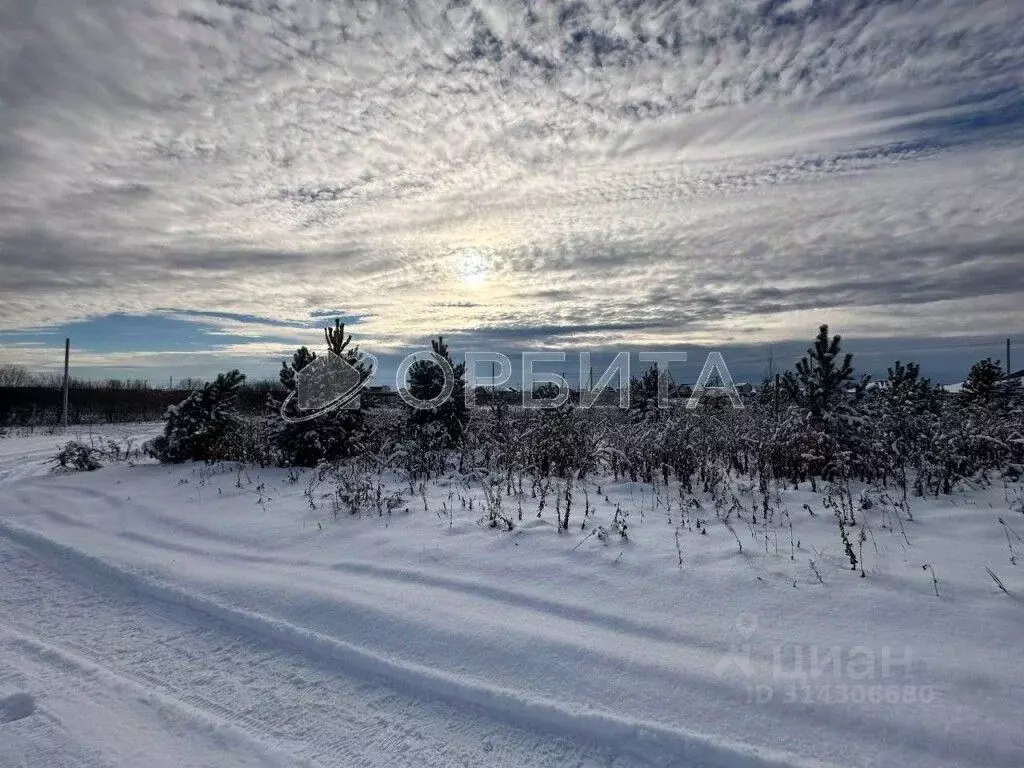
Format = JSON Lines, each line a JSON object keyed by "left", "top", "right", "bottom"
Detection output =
{"left": 781, "top": 325, "right": 863, "bottom": 424}
{"left": 630, "top": 363, "right": 677, "bottom": 422}
{"left": 862, "top": 360, "right": 940, "bottom": 495}
{"left": 406, "top": 336, "right": 468, "bottom": 447}
{"left": 271, "top": 321, "right": 368, "bottom": 467}
{"left": 961, "top": 358, "right": 1020, "bottom": 411}
{"left": 779, "top": 325, "right": 869, "bottom": 480}
{"left": 148, "top": 370, "right": 246, "bottom": 463}
{"left": 883, "top": 361, "right": 938, "bottom": 414}
{"left": 324, "top": 318, "right": 372, "bottom": 379}
{"left": 938, "top": 358, "right": 1024, "bottom": 490}
{"left": 279, "top": 346, "right": 316, "bottom": 392}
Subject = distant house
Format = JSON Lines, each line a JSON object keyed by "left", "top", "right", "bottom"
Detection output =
{"left": 364, "top": 385, "right": 399, "bottom": 401}
{"left": 941, "top": 369, "right": 1024, "bottom": 394}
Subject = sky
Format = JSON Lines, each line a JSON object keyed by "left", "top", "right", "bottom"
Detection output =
{"left": 1, "top": 0, "right": 1023, "bottom": 386}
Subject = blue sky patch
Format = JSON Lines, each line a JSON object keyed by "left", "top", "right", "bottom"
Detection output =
{"left": 0, "top": 312, "right": 301, "bottom": 354}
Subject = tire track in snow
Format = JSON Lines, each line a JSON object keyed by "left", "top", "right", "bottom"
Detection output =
{"left": 0, "top": 625, "right": 299, "bottom": 768}
{"left": 0, "top": 517, "right": 838, "bottom": 768}
{"left": 322, "top": 559, "right": 732, "bottom": 653}
{"left": 0, "top": 444, "right": 59, "bottom": 484}
{"left": 0, "top": 425, "right": 159, "bottom": 486}
{"left": 14, "top": 483, "right": 741, "bottom": 680}
{"left": 0, "top": 528, "right": 658, "bottom": 768}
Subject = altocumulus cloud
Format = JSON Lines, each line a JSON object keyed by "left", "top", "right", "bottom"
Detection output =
{"left": 1, "top": 0, "right": 1023, "bottom": 371}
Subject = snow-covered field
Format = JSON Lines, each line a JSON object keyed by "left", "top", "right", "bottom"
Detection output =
{"left": 1, "top": 426, "right": 1023, "bottom": 768}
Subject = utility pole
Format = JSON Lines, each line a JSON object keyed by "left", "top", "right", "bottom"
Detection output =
{"left": 1007, "top": 338, "right": 1013, "bottom": 377}
{"left": 61, "top": 338, "right": 70, "bottom": 429}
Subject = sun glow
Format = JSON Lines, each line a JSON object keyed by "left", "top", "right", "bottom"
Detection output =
{"left": 455, "top": 247, "right": 490, "bottom": 287}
